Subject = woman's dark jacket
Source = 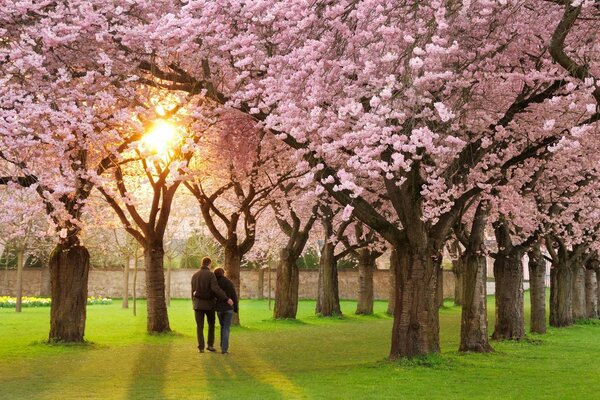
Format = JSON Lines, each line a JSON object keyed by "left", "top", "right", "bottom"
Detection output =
{"left": 216, "top": 276, "right": 238, "bottom": 313}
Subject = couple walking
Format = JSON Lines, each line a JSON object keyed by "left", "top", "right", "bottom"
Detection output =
{"left": 191, "top": 257, "right": 238, "bottom": 354}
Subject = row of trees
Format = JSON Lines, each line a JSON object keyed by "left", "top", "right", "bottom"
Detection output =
{"left": 1, "top": 0, "right": 599, "bottom": 359}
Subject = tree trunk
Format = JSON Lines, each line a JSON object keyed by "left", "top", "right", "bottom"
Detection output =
{"left": 133, "top": 248, "right": 138, "bottom": 317}
{"left": 550, "top": 258, "right": 573, "bottom": 327}
{"left": 527, "top": 245, "right": 546, "bottom": 334}
{"left": 122, "top": 257, "right": 130, "bottom": 309}
{"left": 460, "top": 248, "right": 492, "bottom": 352}
{"left": 143, "top": 243, "right": 170, "bottom": 333}
{"left": 48, "top": 244, "right": 90, "bottom": 342}
{"left": 452, "top": 258, "right": 464, "bottom": 306}
{"left": 492, "top": 249, "right": 525, "bottom": 341}
{"left": 224, "top": 245, "right": 242, "bottom": 325}
{"left": 274, "top": 247, "right": 299, "bottom": 319}
{"left": 166, "top": 263, "right": 171, "bottom": 307}
{"left": 597, "top": 268, "right": 600, "bottom": 319}
{"left": 585, "top": 268, "right": 598, "bottom": 319}
{"left": 356, "top": 249, "right": 376, "bottom": 315}
{"left": 15, "top": 249, "right": 24, "bottom": 313}
{"left": 571, "top": 263, "right": 586, "bottom": 320}
{"left": 257, "top": 267, "right": 265, "bottom": 300}
{"left": 459, "top": 201, "right": 492, "bottom": 352}
{"left": 390, "top": 243, "right": 440, "bottom": 359}
{"left": 387, "top": 250, "right": 397, "bottom": 315}
{"left": 316, "top": 240, "right": 342, "bottom": 316}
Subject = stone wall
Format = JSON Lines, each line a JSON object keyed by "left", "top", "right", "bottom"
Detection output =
{"left": 0, "top": 267, "right": 456, "bottom": 300}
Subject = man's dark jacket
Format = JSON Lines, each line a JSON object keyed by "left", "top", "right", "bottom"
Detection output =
{"left": 191, "top": 267, "right": 228, "bottom": 310}
{"left": 216, "top": 275, "right": 238, "bottom": 313}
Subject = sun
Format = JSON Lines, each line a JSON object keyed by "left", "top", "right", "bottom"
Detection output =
{"left": 142, "top": 120, "right": 178, "bottom": 154}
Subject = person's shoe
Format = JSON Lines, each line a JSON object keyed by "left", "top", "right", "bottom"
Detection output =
{"left": 207, "top": 346, "right": 217, "bottom": 352}
{"left": 198, "top": 349, "right": 204, "bottom": 353}
{"left": 221, "top": 351, "right": 228, "bottom": 354}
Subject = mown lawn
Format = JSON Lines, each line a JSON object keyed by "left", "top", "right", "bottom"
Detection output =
{"left": 1, "top": 295, "right": 599, "bottom": 399}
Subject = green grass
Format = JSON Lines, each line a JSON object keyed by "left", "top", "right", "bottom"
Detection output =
{"left": 1, "top": 295, "right": 599, "bottom": 399}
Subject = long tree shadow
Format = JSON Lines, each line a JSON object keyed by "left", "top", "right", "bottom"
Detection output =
{"left": 126, "top": 338, "right": 174, "bottom": 400}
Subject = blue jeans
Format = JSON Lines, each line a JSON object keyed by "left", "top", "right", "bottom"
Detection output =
{"left": 217, "top": 310, "right": 234, "bottom": 353}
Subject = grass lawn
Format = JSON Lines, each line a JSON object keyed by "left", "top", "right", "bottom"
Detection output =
{"left": 1, "top": 295, "right": 599, "bottom": 400}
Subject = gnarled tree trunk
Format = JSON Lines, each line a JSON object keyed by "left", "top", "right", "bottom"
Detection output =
{"left": 390, "top": 242, "right": 441, "bottom": 359}
{"left": 122, "top": 256, "right": 130, "bottom": 309}
{"left": 356, "top": 249, "right": 377, "bottom": 315}
{"left": 316, "top": 240, "right": 341, "bottom": 316}
{"left": 15, "top": 249, "right": 24, "bottom": 313}
{"left": 550, "top": 257, "right": 572, "bottom": 327}
{"left": 492, "top": 248, "right": 525, "bottom": 341}
{"left": 527, "top": 245, "right": 546, "bottom": 334}
{"left": 571, "top": 262, "right": 586, "bottom": 320}
{"left": 144, "top": 243, "right": 170, "bottom": 333}
{"left": 274, "top": 248, "right": 300, "bottom": 319}
{"left": 387, "top": 250, "right": 397, "bottom": 315}
{"left": 224, "top": 244, "right": 242, "bottom": 325}
{"left": 49, "top": 243, "right": 90, "bottom": 342}
{"left": 459, "top": 201, "right": 492, "bottom": 352}
{"left": 585, "top": 268, "right": 598, "bottom": 319}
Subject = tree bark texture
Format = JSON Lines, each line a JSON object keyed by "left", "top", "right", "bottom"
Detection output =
{"left": 49, "top": 244, "right": 90, "bottom": 342}
{"left": 122, "top": 257, "right": 130, "bottom": 309}
{"left": 274, "top": 248, "right": 300, "bottom": 319}
{"left": 387, "top": 249, "right": 397, "bottom": 315}
{"left": 550, "top": 257, "right": 573, "bottom": 327}
{"left": 316, "top": 240, "right": 342, "bottom": 316}
{"left": 356, "top": 248, "right": 376, "bottom": 315}
{"left": 448, "top": 240, "right": 464, "bottom": 306}
{"left": 143, "top": 243, "right": 170, "bottom": 333}
{"left": 459, "top": 202, "right": 492, "bottom": 352}
{"left": 390, "top": 243, "right": 441, "bottom": 359}
{"left": 585, "top": 268, "right": 598, "bottom": 319}
{"left": 15, "top": 249, "right": 24, "bottom": 313}
{"left": 224, "top": 245, "right": 242, "bottom": 325}
{"left": 492, "top": 220, "right": 525, "bottom": 341}
{"left": 597, "top": 268, "right": 600, "bottom": 318}
{"left": 527, "top": 245, "right": 546, "bottom": 334}
{"left": 257, "top": 267, "right": 265, "bottom": 300}
{"left": 571, "top": 263, "right": 586, "bottom": 320}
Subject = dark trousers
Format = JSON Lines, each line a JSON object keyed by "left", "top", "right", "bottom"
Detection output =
{"left": 194, "top": 309, "right": 215, "bottom": 350}
{"left": 217, "top": 310, "right": 234, "bottom": 353}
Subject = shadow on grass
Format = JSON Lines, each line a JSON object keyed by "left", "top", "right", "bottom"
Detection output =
{"left": 126, "top": 335, "right": 175, "bottom": 400}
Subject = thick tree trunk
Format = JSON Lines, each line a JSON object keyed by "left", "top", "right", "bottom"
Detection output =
{"left": 133, "top": 248, "right": 139, "bottom": 317}
{"left": 597, "top": 268, "right": 600, "bottom": 318}
{"left": 459, "top": 202, "right": 492, "bottom": 352}
{"left": 122, "top": 257, "right": 130, "bottom": 309}
{"left": 390, "top": 243, "right": 440, "bottom": 359}
{"left": 48, "top": 244, "right": 90, "bottom": 342}
{"left": 257, "top": 267, "right": 265, "bottom": 300}
{"left": 452, "top": 258, "right": 464, "bottom": 306}
{"left": 356, "top": 249, "right": 376, "bottom": 315}
{"left": 571, "top": 263, "right": 586, "bottom": 320}
{"left": 387, "top": 250, "right": 397, "bottom": 315}
{"left": 224, "top": 245, "right": 242, "bottom": 325}
{"left": 15, "top": 249, "right": 24, "bottom": 313}
{"left": 527, "top": 245, "right": 546, "bottom": 334}
{"left": 492, "top": 249, "right": 525, "bottom": 341}
{"left": 274, "top": 247, "right": 300, "bottom": 319}
{"left": 585, "top": 268, "right": 598, "bottom": 319}
{"left": 460, "top": 249, "right": 492, "bottom": 352}
{"left": 316, "top": 240, "right": 341, "bottom": 316}
{"left": 550, "top": 259, "right": 573, "bottom": 327}
{"left": 143, "top": 243, "right": 170, "bottom": 333}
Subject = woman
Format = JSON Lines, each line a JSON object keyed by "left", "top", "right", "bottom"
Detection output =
{"left": 213, "top": 267, "right": 238, "bottom": 354}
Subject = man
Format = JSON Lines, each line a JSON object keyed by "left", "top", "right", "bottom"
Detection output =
{"left": 191, "top": 257, "right": 233, "bottom": 353}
